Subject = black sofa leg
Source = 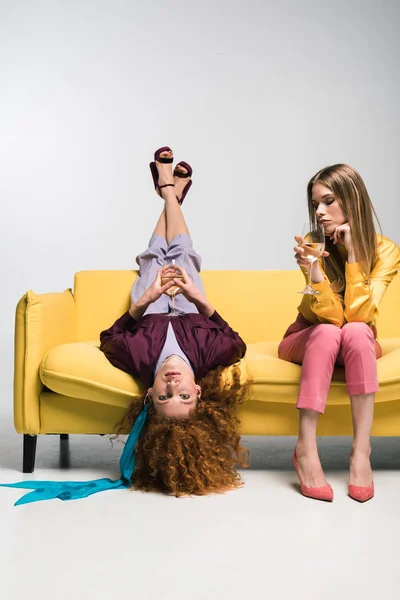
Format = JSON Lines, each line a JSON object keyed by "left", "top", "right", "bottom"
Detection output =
{"left": 23, "top": 434, "right": 37, "bottom": 473}
{"left": 60, "top": 434, "right": 69, "bottom": 441}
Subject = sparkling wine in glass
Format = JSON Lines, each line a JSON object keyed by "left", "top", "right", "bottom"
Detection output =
{"left": 297, "top": 221, "right": 325, "bottom": 295}
{"left": 162, "top": 259, "right": 183, "bottom": 315}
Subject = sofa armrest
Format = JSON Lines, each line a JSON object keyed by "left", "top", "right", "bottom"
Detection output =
{"left": 14, "top": 289, "right": 76, "bottom": 434}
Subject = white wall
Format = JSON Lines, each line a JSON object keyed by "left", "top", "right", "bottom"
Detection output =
{"left": 1, "top": 0, "right": 399, "bottom": 402}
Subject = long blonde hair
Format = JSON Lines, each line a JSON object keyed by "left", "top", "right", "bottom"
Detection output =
{"left": 307, "top": 164, "right": 381, "bottom": 294}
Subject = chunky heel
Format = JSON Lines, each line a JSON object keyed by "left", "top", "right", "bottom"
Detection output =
{"left": 173, "top": 161, "right": 193, "bottom": 205}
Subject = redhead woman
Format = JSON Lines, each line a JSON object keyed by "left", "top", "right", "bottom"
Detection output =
{"left": 1, "top": 146, "right": 248, "bottom": 505}
{"left": 99, "top": 146, "right": 249, "bottom": 496}
{"left": 278, "top": 164, "right": 400, "bottom": 503}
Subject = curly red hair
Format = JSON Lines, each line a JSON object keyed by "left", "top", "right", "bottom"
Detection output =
{"left": 117, "top": 364, "right": 250, "bottom": 497}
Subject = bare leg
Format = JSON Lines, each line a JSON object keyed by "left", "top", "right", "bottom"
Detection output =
{"left": 152, "top": 208, "right": 167, "bottom": 239}
{"left": 162, "top": 187, "right": 190, "bottom": 244}
{"left": 295, "top": 409, "right": 329, "bottom": 488}
{"left": 349, "top": 393, "right": 374, "bottom": 486}
{"left": 156, "top": 159, "right": 191, "bottom": 244}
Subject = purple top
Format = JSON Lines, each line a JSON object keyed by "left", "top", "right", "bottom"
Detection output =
{"left": 100, "top": 310, "right": 246, "bottom": 387}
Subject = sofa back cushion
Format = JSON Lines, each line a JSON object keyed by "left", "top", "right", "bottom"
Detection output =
{"left": 74, "top": 269, "right": 400, "bottom": 343}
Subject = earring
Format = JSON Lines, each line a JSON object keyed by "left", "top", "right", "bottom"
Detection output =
{"left": 144, "top": 392, "right": 151, "bottom": 406}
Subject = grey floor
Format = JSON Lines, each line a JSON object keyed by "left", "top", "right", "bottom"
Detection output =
{"left": 1, "top": 407, "right": 400, "bottom": 600}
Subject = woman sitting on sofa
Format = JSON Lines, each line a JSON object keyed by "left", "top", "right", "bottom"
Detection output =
{"left": 279, "top": 164, "right": 400, "bottom": 503}
{"left": 99, "top": 146, "right": 249, "bottom": 497}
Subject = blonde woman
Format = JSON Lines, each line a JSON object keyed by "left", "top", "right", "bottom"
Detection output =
{"left": 279, "top": 164, "right": 400, "bottom": 502}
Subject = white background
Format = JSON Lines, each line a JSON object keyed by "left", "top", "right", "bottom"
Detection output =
{"left": 1, "top": 6, "right": 400, "bottom": 598}
{"left": 1, "top": 0, "right": 399, "bottom": 401}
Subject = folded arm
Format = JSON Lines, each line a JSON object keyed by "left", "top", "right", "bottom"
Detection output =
{"left": 298, "top": 261, "right": 344, "bottom": 327}
{"left": 344, "top": 243, "right": 400, "bottom": 323}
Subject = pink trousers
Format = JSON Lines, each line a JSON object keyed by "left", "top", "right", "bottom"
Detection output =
{"left": 278, "top": 322, "right": 382, "bottom": 414}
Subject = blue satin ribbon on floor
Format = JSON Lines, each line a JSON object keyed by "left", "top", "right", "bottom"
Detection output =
{"left": 0, "top": 405, "right": 149, "bottom": 506}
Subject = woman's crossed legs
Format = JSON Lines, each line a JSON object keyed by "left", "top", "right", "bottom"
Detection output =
{"left": 131, "top": 149, "right": 205, "bottom": 316}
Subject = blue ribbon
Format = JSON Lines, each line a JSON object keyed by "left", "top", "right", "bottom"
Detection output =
{"left": 0, "top": 404, "right": 149, "bottom": 506}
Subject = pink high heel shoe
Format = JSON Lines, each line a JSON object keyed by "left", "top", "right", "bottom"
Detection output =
{"left": 292, "top": 451, "right": 334, "bottom": 502}
{"left": 348, "top": 453, "right": 375, "bottom": 502}
{"left": 348, "top": 482, "right": 374, "bottom": 503}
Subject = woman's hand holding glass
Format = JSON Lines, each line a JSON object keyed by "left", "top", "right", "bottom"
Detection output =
{"left": 161, "top": 259, "right": 185, "bottom": 315}
{"left": 296, "top": 222, "right": 329, "bottom": 295}
{"left": 170, "top": 265, "right": 215, "bottom": 318}
{"left": 129, "top": 266, "right": 175, "bottom": 318}
{"left": 129, "top": 264, "right": 214, "bottom": 319}
{"left": 142, "top": 265, "right": 176, "bottom": 303}
{"left": 168, "top": 265, "right": 201, "bottom": 302}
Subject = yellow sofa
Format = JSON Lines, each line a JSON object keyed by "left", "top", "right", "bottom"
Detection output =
{"left": 15, "top": 270, "right": 400, "bottom": 472}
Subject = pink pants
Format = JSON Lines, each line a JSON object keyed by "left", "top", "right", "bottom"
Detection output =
{"left": 278, "top": 322, "right": 382, "bottom": 414}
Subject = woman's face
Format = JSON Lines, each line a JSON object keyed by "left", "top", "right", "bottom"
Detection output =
{"left": 148, "top": 355, "right": 201, "bottom": 419}
{"left": 311, "top": 182, "right": 347, "bottom": 236}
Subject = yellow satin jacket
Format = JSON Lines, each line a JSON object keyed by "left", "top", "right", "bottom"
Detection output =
{"left": 298, "top": 235, "right": 400, "bottom": 329}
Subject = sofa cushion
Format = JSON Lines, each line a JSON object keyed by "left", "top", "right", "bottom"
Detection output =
{"left": 40, "top": 341, "right": 143, "bottom": 408}
{"left": 40, "top": 338, "right": 400, "bottom": 409}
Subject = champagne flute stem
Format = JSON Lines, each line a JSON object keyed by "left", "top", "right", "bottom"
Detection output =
{"left": 307, "top": 260, "right": 312, "bottom": 289}
{"left": 171, "top": 293, "right": 176, "bottom": 315}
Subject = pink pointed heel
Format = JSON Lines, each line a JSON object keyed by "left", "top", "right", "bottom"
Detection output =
{"left": 292, "top": 451, "right": 334, "bottom": 502}
{"left": 348, "top": 453, "right": 375, "bottom": 502}
{"left": 173, "top": 161, "right": 193, "bottom": 205}
{"left": 348, "top": 482, "right": 374, "bottom": 502}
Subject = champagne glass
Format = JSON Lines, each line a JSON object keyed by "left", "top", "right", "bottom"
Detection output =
{"left": 297, "top": 221, "right": 325, "bottom": 295}
{"left": 161, "top": 258, "right": 184, "bottom": 316}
